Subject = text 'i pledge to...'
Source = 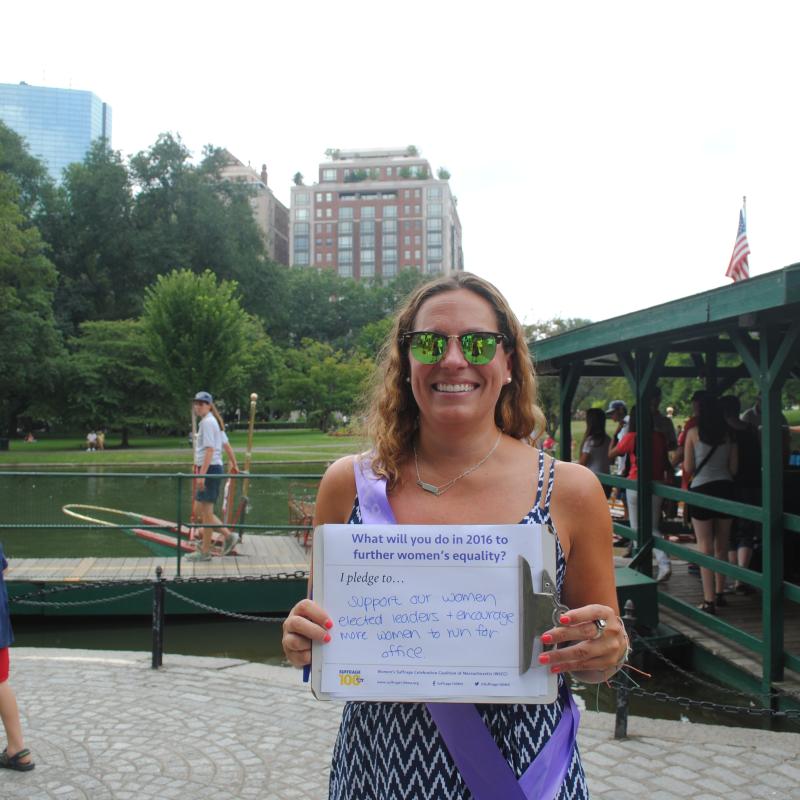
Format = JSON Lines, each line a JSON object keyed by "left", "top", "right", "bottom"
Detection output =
{"left": 317, "top": 524, "right": 550, "bottom": 699}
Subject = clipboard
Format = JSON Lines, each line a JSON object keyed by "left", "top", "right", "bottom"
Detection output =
{"left": 310, "top": 523, "right": 562, "bottom": 704}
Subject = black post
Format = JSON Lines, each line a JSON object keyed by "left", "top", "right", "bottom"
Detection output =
{"left": 151, "top": 565, "right": 165, "bottom": 669}
{"left": 614, "top": 599, "right": 637, "bottom": 739}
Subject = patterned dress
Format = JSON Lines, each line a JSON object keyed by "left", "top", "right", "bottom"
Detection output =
{"left": 328, "top": 451, "right": 589, "bottom": 800}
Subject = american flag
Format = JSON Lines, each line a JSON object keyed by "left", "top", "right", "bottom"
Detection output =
{"left": 726, "top": 208, "right": 750, "bottom": 282}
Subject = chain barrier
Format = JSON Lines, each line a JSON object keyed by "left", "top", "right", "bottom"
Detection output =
{"left": 10, "top": 580, "right": 153, "bottom": 607}
{"left": 12, "top": 587, "right": 152, "bottom": 608}
{"left": 632, "top": 630, "right": 800, "bottom": 700}
{"left": 8, "top": 571, "right": 309, "bottom": 609}
{"left": 163, "top": 587, "right": 287, "bottom": 622}
{"left": 629, "top": 628, "right": 800, "bottom": 705}
{"left": 608, "top": 676, "right": 800, "bottom": 721}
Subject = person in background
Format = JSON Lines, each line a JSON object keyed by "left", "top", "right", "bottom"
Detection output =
{"left": 673, "top": 390, "right": 708, "bottom": 561}
{"left": 0, "top": 543, "right": 35, "bottom": 772}
{"left": 209, "top": 406, "right": 239, "bottom": 476}
{"left": 85, "top": 430, "right": 97, "bottom": 452}
{"left": 650, "top": 386, "right": 678, "bottom": 454}
{"left": 606, "top": 400, "right": 629, "bottom": 523}
{"left": 96, "top": 430, "right": 105, "bottom": 451}
{"left": 740, "top": 398, "right": 791, "bottom": 464}
{"left": 608, "top": 405, "right": 673, "bottom": 581}
{"left": 282, "top": 272, "right": 627, "bottom": 799}
{"left": 579, "top": 408, "right": 611, "bottom": 495}
{"left": 210, "top": 405, "right": 241, "bottom": 543}
{"left": 721, "top": 395, "right": 760, "bottom": 595}
{"left": 684, "top": 394, "right": 739, "bottom": 614}
{"left": 187, "top": 392, "right": 238, "bottom": 561}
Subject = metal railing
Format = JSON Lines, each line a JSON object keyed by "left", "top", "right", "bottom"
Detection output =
{"left": 0, "top": 470, "right": 323, "bottom": 576}
{"left": 598, "top": 471, "right": 800, "bottom": 685}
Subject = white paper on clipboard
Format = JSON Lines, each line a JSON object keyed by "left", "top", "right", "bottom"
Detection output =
{"left": 310, "top": 523, "right": 559, "bottom": 704}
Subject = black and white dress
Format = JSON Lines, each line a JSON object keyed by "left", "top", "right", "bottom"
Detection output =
{"left": 328, "top": 451, "right": 589, "bottom": 800}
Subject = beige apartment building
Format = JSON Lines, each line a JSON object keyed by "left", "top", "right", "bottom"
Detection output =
{"left": 219, "top": 152, "right": 290, "bottom": 265}
{"left": 289, "top": 147, "right": 463, "bottom": 280}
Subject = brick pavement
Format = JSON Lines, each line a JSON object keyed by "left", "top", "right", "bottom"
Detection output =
{"left": 2, "top": 648, "right": 798, "bottom": 799}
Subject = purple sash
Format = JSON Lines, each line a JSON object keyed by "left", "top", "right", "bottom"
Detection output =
{"left": 354, "top": 458, "right": 580, "bottom": 800}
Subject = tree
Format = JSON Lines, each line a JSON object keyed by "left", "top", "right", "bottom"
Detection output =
{"left": 142, "top": 269, "right": 249, "bottom": 420}
{"left": 0, "top": 173, "right": 64, "bottom": 436}
{"left": 233, "top": 316, "right": 282, "bottom": 416}
{"left": 355, "top": 318, "right": 394, "bottom": 356}
{"left": 437, "top": 167, "right": 451, "bottom": 180}
{"left": 130, "top": 135, "right": 271, "bottom": 322}
{"left": 0, "top": 121, "right": 54, "bottom": 218}
{"left": 405, "top": 145, "right": 419, "bottom": 156}
{"left": 47, "top": 141, "right": 139, "bottom": 333}
{"left": 274, "top": 339, "right": 374, "bottom": 430}
{"left": 293, "top": 172, "right": 304, "bottom": 185}
{"left": 64, "top": 319, "right": 172, "bottom": 445}
{"left": 525, "top": 317, "right": 594, "bottom": 434}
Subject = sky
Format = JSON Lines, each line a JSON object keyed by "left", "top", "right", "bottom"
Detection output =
{"left": 4, "top": 0, "right": 800, "bottom": 325}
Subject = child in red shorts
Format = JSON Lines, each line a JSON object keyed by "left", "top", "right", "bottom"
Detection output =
{"left": 0, "top": 543, "right": 34, "bottom": 771}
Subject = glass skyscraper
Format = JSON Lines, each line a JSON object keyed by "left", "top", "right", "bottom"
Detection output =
{"left": 0, "top": 82, "right": 112, "bottom": 182}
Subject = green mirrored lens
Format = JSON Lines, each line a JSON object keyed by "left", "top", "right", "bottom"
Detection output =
{"left": 408, "top": 332, "right": 499, "bottom": 364}
{"left": 462, "top": 334, "right": 497, "bottom": 364}
{"left": 410, "top": 332, "right": 446, "bottom": 363}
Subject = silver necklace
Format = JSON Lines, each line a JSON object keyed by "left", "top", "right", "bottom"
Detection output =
{"left": 413, "top": 431, "right": 503, "bottom": 496}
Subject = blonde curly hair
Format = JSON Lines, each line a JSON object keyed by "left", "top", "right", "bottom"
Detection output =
{"left": 364, "top": 272, "right": 546, "bottom": 486}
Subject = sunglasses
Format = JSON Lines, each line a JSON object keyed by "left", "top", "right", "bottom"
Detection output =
{"left": 399, "top": 331, "right": 509, "bottom": 365}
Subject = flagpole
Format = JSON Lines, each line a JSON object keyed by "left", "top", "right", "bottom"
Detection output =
{"left": 742, "top": 195, "right": 746, "bottom": 219}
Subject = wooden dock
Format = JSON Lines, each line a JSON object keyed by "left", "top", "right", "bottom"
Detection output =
{"left": 6, "top": 533, "right": 310, "bottom": 582}
{"left": 7, "top": 534, "right": 311, "bottom": 616}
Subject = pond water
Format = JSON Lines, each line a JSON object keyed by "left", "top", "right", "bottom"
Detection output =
{"left": 0, "top": 464, "right": 324, "bottom": 557}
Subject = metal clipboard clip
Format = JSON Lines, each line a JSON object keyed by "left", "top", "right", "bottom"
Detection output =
{"left": 519, "top": 555, "right": 568, "bottom": 674}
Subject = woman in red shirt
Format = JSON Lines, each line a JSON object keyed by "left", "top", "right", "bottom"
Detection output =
{"left": 609, "top": 406, "right": 672, "bottom": 581}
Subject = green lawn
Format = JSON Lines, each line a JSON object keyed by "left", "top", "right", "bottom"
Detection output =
{"left": 0, "top": 429, "right": 368, "bottom": 467}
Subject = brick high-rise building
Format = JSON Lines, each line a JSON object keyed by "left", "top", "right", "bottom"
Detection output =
{"left": 290, "top": 148, "right": 463, "bottom": 280}
{"left": 218, "top": 152, "right": 290, "bottom": 266}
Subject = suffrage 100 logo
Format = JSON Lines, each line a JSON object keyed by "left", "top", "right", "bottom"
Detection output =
{"left": 338, "top": 670, "right": 364, "bottom": 686}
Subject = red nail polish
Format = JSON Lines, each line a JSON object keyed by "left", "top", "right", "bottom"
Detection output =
{"left": 541, "top": 633, "right": 553, "bottom": 645}
{"left": 324, "top": 619, "right": 334, "bottom": 629}
{"left": 559, "top": 615, "right": 571, "bottom": 625}
{"left": 550, "top": 666, "right": 561, "bottom": 674}
{"left": 538, "top": 653, "right": 550, "bottom": 665}
{"left": 323, "top": 633, "right": 331, "bottom": 643}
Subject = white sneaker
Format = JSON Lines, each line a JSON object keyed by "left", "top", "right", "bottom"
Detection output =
{"left": 186, "top": 550, "right": 212, "bottom": 562}
{"left": 656, "top": 564, "right": 672, "bottom": 582}
{"left": 221, "top": 534, "right": 239, "bottom": 556}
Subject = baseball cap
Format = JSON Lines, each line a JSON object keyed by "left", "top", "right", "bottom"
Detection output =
{"left": 605, "top": 400, "right": 626, "bottom": 414}
{"left": 193, "top": 391, "right": 213, "bottom": 404}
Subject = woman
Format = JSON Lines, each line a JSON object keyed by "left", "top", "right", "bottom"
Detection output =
{"left": 683, "top": 393, "right": 738, "bottom": 614}
{"left": 720, "top": 395, "right": 760, "bottom": 595}
{"left": 282, "top": 273, "right": 628, "bottom": 799}
{"left": 187, "top": 392, "right": 238, "bottom": 561}
{"left": 578, "top": 408, "right": 611, "bottom": 493}
{"left": 608, "top": 406, "right": 673, "bottom": 582}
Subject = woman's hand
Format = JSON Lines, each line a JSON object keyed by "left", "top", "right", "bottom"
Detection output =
{"left": 282, "top": 598, "right": 334, "bottom": 668}
{"left": 538, "top": 604, "right": 628, "bottom": 683}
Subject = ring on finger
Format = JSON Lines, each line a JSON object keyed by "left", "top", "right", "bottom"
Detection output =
{"left": 591, "top": 618, "right": 607, "bottom": 640}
